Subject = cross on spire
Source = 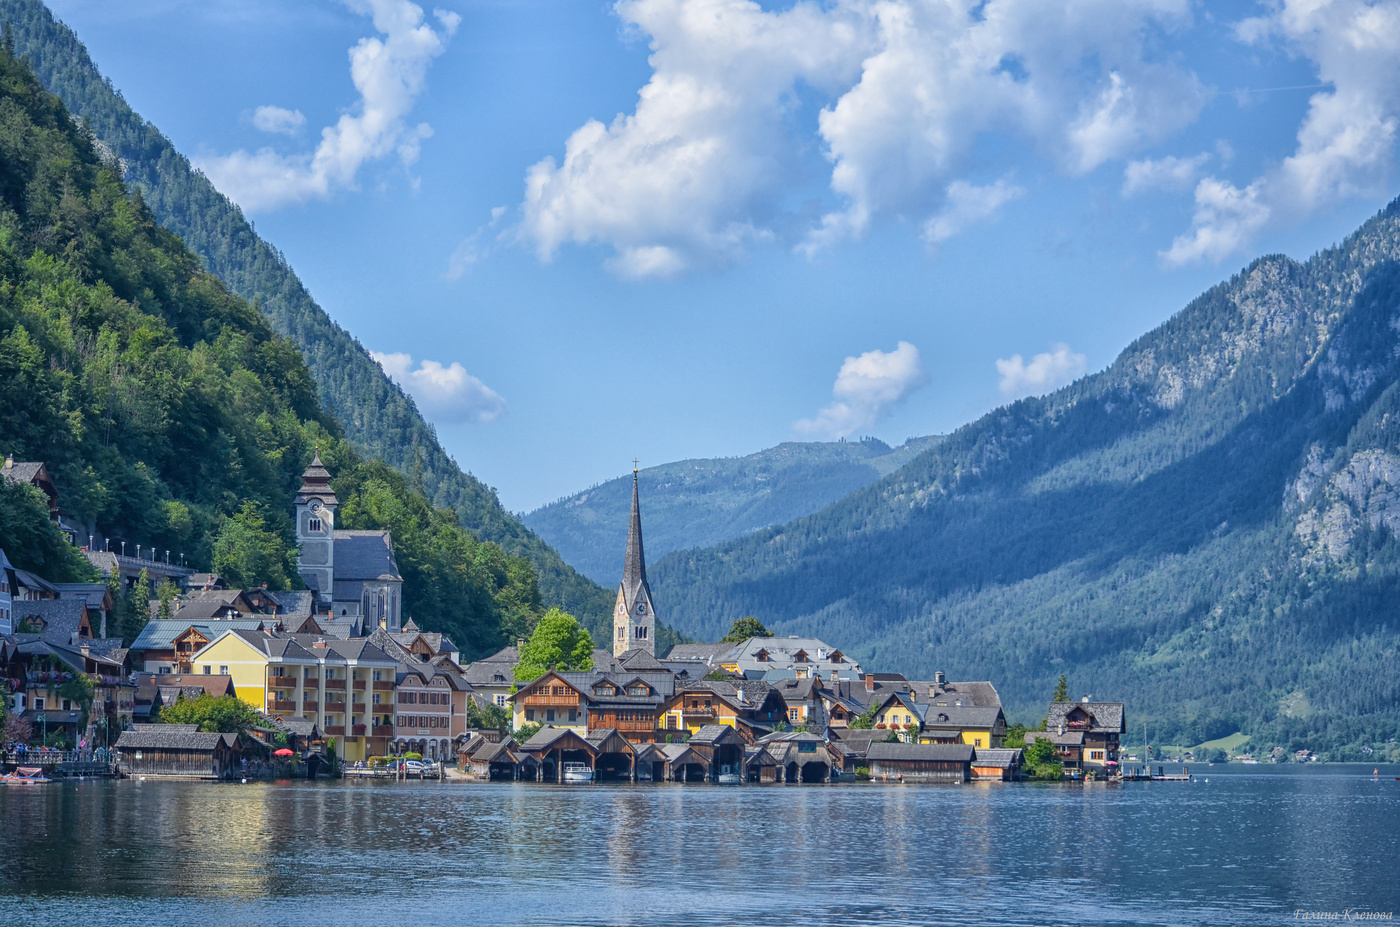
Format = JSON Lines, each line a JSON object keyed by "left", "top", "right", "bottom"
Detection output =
{"left": 632, "top": 457, "right": 639, "bottom": 473}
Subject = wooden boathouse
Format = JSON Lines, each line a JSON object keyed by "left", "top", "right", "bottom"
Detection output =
{"left": 115, "top": 726, "right": 242, "bottom": 779}
{"left": 865, "top": 742, "right": 973, "bottom": 783}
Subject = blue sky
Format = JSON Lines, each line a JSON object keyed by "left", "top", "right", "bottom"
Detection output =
{"left": 47, "top": 0, "right": 1400, "bottom": 512}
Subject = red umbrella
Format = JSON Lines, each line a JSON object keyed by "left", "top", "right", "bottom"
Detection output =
{"left": 273, "top": 748, "right": 295, "bottom": 757}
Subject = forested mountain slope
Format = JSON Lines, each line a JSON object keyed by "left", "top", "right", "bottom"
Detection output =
{"left": 0, "top": 1, "right": 615, "bottom": 634}
{"left": 525, "top": 436, "right": 940, "bottom": 584}
{"left": 654, "top": 202, "right": 1400, "bottom": 754}
{"left": 0, "top": 45, "right": 538, "bottom": 656}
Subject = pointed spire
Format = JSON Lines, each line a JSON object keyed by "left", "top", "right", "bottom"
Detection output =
{"left": 623, "top": 469, "right": 647, "bottom": 594}
{"left": 296, "top": 450, "right": 338, "bottom": 506}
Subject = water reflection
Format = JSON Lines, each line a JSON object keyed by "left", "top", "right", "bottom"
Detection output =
{"left": 1, "top": 767, "right": 1397, "bottom": 926}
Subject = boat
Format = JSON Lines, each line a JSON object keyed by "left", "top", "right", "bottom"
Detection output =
{"left": 562, "top": 762, "right": 594, "bottom": 783}
{"left": 717, "top": 763, "right": 741, "bottom": 784}
{"left": 1, "top": 767, "right": 51, "bottom": 784}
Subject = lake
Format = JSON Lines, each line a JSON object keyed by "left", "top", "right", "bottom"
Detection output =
{"left": 2, "top": 765, "right": 1397, "bottom": 926}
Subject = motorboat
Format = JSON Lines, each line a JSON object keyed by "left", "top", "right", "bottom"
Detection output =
{"left": 717, "top": 764, "right": 741, "bottom": 784}
{"left": 562, "top": 762, "right": 594, "bottom": 783}
{"left": 1, "top": 766, "right": 50, "bottom": 784}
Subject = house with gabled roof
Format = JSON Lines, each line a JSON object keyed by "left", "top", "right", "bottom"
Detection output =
{"left": 1033, "top": 699, "right": 1126, "bottom": 771}
{"left": 660, "top": 679, "right": 788, "bottom": 741}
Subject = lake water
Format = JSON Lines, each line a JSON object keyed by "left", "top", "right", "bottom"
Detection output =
{"left": 2, "top": 765, "right": 1398, "bottom": 926}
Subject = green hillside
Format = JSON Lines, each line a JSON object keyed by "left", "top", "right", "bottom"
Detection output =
{"left": 652, "top": 203, "right": 1400, "bottom": 756}
{"left": 524, "top": 436, "right": 941, "bottom": 584}
{"left": 0, "top": 0, "right": 615, "bottom": 636}
{"left": 0, "top": 43, "right": 537, "bottom": 656}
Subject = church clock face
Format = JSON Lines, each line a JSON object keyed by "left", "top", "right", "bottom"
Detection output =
{"left": 636, "top": 603, "right": 647, "bottom": 615}
{"left": 310, "top": 500, "right": 322, "bottom": 513}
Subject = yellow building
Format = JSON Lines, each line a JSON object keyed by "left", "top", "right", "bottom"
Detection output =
{"left": 916, "top": 705, "right": 1006, "bottom": 749}
{"left": 193, "top": 629, "right": 398, "bottom": 762}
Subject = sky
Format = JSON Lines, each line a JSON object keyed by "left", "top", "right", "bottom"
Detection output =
{"left": 46, "top": 0, "right": 1400, "bottom": 513}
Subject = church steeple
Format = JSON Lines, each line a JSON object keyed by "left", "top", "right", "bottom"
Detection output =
{"left": 295, "top": 451, "right": 337, "bottom": 605}
{"left": 614, "top": 463, "right": 656, "bottom": 656}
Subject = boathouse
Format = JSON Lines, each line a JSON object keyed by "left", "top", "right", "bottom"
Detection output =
{"left": 115, "top": 727, "right": 242, "bottom": 779}
{"left": 865, "top": 742, "right": 973, "bottom": 783}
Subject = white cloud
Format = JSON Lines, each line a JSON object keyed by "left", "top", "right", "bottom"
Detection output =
{"left": 1165, "top": 0, "right": 1400, "bottom": 264}
{"left": 251, "top": 105, "right": 306, "bottom": 135}
{"left": 444, "top": 206, "right": 509, "bottom": 280}
{"left": 371, "top": 351, "right": 507, "bottom": 424}
{"left": 196, "top": 0, "right": 459, "bottom": 212}
{"left": 519, "top": 0, "right": 1202, "bottom": 277}
{"left": 922, "top": 178, "right": 1024, "bottom": 245}
{"left": 1122, "top": 152, "right": 1211, "bottom": 196}
{"left": 996, "top": 343, "right": 1087, "bottom": 398}
{"left": 794, "top": 341, "right": 927, "bottom": 439}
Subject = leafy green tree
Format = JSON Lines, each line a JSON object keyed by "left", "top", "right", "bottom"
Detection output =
{"left": 157, "top": 694, "right": 259, "bottom": 735}
{"left": 849, "top": 703, "right": 881, "bottom": 730}
{"left": 154, "top": 578, "right": 180, "bottom": 620}
{"left": 1004, "top": 723, "right": 1029, "bottom": 748}
{"left": 1052, "top": 674, "right": 1069, "bottom": 703}
{"left": 512, "top": 721, "right": 542, "bottom": 744}
{"left": 721, "top": 617, "right": 770, "bottom": 643}
{"left": 1023, "top": 738, "right": 1063, "bottom": 779}
{"left": 212, "top": 502, "right": 295, "bottom": 590}
{"left": 465, "top": 697, "right": 510, "bottom": 731}
{"left": 514, "top": 608, "right": 594, "bottom": 682}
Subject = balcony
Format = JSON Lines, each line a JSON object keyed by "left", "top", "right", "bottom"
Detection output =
{"left": 351, "top": 724, "right": 366, "bottom": 735}
{"left": 302, "top": 701, "right": 319, "bottom": 713}
{"left": 522, "top": 694, "right": 578, "bottom": 707}
{"left": 373, "top": 680, "right": 395, "bottom": 691}
{"left": 325, "top": 700, "right": 347, "bottom": 712}
{"left": 372, "top": 725, "right": 393, "bottom": 737}
{"left": 267, "top": 676, "right": 299, "bottom": 689}
{"left": 324, "top": 679, "right": 346, "bottom": 690}
{"left": 683, "top": 708, "right": 716, "bottom": 720}
{"left": 615, "top": 719, "right": 656, "bottom": 732}
{"left": 268, "top": 700, "right": 297, "bottom": 713}
{"left": 352, "top": 680, "right": 366, "bottom": 690}
{"left": 324, "top": 726, "right": 346, "bottom": 736}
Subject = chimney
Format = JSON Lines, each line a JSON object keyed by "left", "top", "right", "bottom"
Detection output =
{"left": 934, "top": 670, "right": 946, "bottom": 688}
{"left": 516, "top": 638, "right": 525, "bottom": 650}
{"left": 80, "top": 642, "right": 90, "bottom": 657}
{"left": 1081, "top": 695, "right": 1091, "bottom": 703}
{"left": 864, "top": 673, "right": 876, "bottom": 692}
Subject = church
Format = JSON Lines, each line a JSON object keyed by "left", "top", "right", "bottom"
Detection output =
{"left": 294, "top": 454, "right": 404, "bottom": 632}
{"left": 613, "top": 466, "right": 657, "bottom": 657}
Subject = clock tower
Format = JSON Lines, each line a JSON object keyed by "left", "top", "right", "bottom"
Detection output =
{"left": 295, "top": 452, "right": 338, "bottom": 604}
{"left": 613, "top": 465, "right": 656, "bottom": 657}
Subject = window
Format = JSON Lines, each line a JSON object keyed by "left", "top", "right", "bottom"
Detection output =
{"left": 975, "top": 738, "right": 983, "bottom": 747}
{"left": 789, "top": 708, "right": 800, "bottom": 721}
{"left": 495, "top": 695, "right": 507, "bottom": 708}
{"left": 568, "top": 709, "right": 577, "bottom": 722}
{"left": 158, "top": 666, "right": 171, "bottom": 675}
{"left": 372, "top": 694, "right": 381, "bottom": 705}
{"left": 219, "top": 665, "right": 228, "bottom": 675}
{"left": 373, "top": 671, "right": 382, "bottom": 682}
{"left": 526, "top": 709, "right": 535, "bottom": 722}
{"left": 628, "top": 685, "right": 647, "bottom": 696}
{"left": 617, "top": 626, "right": 625, "bottom": 640}
{"left": 62, "top": 699, "right": 72, "bottom": 711}
{"left": 546, "top": 709, "right": 556, "bottom": 722}
{"left": 635, "top": 626, "right": 648, "bottom": 639}
{"left": 666, "top": 714, "right": 677, "bottom": 729}
{"left": 33, "top": 697, "right": 44, "bottom": 710}
{"left": 202, "top": 665, "right": 211, "bottom": 675}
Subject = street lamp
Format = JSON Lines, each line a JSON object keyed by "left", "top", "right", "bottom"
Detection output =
{"left": 120, "top": 541, "right": 125, "bottom": 557}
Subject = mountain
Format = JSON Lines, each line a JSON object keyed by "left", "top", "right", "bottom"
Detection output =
{"left": 0, "top": 43, "right": 538, "bottom": 656}
{"left": 652, "top": 202, "right": 1400, "bottom": 755}
{"left": 524, "top": 436, "right": 942, "bottom": 585}
{"left": 0, "top": 1, "right": 615, "bottom": 637}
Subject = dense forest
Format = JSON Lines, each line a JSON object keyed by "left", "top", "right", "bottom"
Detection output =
{"left": 0, "top": 43, "right": 537, "bottom": 657}
{"left": 525, "top": 436, "right": 940, "bottom": 584}
{"left": 653, "top": 205, "right": 1400, "bottom": 757}
{"left": 0, "top": 0, "right": 620, "bottom": 641}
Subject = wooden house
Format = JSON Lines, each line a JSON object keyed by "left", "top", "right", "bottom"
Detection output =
{"left": 971, "top": 747, "right": 1022, "bottom": 781}
{"left": 865, "top": 742, "right": 973, "bottom": 783}
{"left": 115, "top": 728, "right": 242, "bottom": 779}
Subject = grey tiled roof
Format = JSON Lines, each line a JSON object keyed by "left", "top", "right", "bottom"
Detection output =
{"left": 919, "top": 705, "right": 1003, "bottom": 730}
{"left": 2, "top": 461, "right": 45, "bottom": 484}
{"left": 1046, "top": 701, "right": 1125, "bottom": 734}
{"left": 116, "top": 730, "right": 239, "bottom": 750}
{"left": 664, "top": 642, "right": 729, "bottom": 663}
{"left": 971, "top": 748, "right": 1022, "bottom": 768}
{"left": 866, "top": 742, "right": 974, "bottom": 763}
{"left": 331, "top": 531, "right": 403, "bottom": 582}
{"left": 130, "top": 619, "right": 270, "bottom": 651}
{"left": 14, "top": 598, "right": 86, "bottom": 645}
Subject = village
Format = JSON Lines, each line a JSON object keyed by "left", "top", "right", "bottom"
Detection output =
{"left": 1, "top": 455, "right": 1127, "bottom": 786}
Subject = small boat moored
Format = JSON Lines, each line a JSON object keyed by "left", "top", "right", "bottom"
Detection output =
{"left": 717, "top": 764, "right": 741, "bottom": 784}
{"left": 1, "top": 766, "right": 51, "bottom": 784}
{"left": 562, "top": 762, "right": 594, "bottom": 783}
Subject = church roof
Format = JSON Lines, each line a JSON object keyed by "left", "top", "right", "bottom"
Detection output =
{"left": 619, "top": 472, "right": 653, "bottom": 613}
{"left": 295, "top": 452, "right": 338, "bottom": 506}
{"left": 332, "top": 531, "right": 402, "bottom": 582}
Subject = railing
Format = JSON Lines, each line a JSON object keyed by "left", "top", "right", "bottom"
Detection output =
{"left": 267, "top": 677, "right": 299, "bottom": 688}
{"left": 372, "top": 681, "right": 395, "bottom": 691}
{"left": 324, "top": 679, "right": 346, "bottom": 690}
{"left": 351, "top": 724, "right": 366, "bottom": 735}
{"left": 683, "top": 708, "right": 716, "bottom": 720}
{"left": 352, "top": 681, "right": 366, "bottom": 690}
{"left": 302, "top": 701, "right": 319, "bottom": 712}
{"left": 324, "top": 726, "right": 346, "bottom": 736}
{"left": 325, "top": 701, "right": 347, "bottom": 712}
{"left": 614, "top": 719, "right": 657, "bottom": 732}
{"left": 372, "top": 725, "right": 393, "bottom": 737}
{"left": 269, "top": 700, "right": 297, "bottom": 712}
{"left": 522, "top": 695, "right": 578, "bottom": 707}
